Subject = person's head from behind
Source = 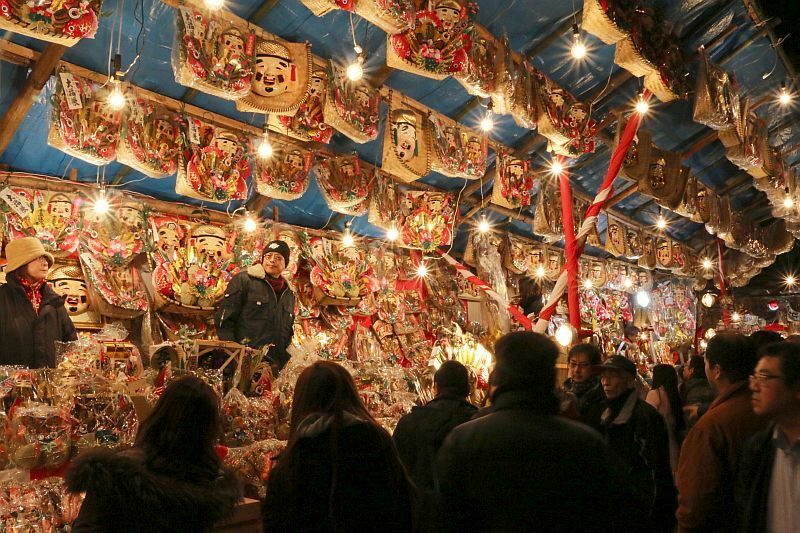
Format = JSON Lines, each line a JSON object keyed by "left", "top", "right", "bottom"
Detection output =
{"left": 135, "top": 376, "right": 221, "bottom": 480}
{"left": 434, "top": 360, "right": 470, "bottom": 399}
{"left": 748, "top": 330, "right": 783, "bottom": 351}
{"left": 704, "top": 333, "right": 757, "bottom": 389}
{"left": 567, "top": 343, "right": 602, "bottom": 383}
{"left": 652, "top": 364, "right": 679, "bottom": 391}
{"left": 491, "top": 332, "right": 559, "bottom": 412}
{"left": 289, "top": 361, "right": 374, "bottom": 437}
{"left": 683, "top": 355, "right": 706, "bottom": 381}
{"left": 750, "top": 342, "right": 800, "bottom": 420}
{"left": 598, "top": 356, "right": 637, "bottom": 400}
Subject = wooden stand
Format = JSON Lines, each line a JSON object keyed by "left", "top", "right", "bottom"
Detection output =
{"left": 214, "top": 498, "right": 262, "bottom": 532}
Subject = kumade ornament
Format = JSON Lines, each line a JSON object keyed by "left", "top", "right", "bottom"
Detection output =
{"left": 492, "top": 44, "right": 537, "bottom": 130}
{"left": 693, "top": 47, "right": 740, "bottom": 131}
{"left": 582, "top": 0, "right": 633, "bottom": 44}
{"left": 532, "top": 181, "right": 562, "bottom": 243}
{"left": 638, "top": 234, "right": 656, "bottom": 269}
{"left": 253, "top": 138, "right": 313, "bottom": 201}
{"left": 314, "top": 154, "right": 372, "bottom": 212}
{"left": 655, "top": 238, "right": 674, "bottom": 269}
{"left": 382, "top": 93, "right": 431, "bottom": 183}
{"left": 175, "top": 118, "right": 251, "bottom": 203}
{"left": 428, "top": 114, "right": 487, "bottom": 180}
{"left": 270, "top": 64, "right": 334, "bottom": 144}
{"left": 2, "top": 188, "right": 80, "bottom": 259}
{"left": 455, "top": 24, "right": 498, "bottom": 98}
{"left": 80, "top": 198, "right": 144, "bottom": 269}
{"left": 80, "top": 252, "right": 148, "bottom": 319}
{"left": 173, "top": 7, "right": 254, "bottom": 100}
{"left": 491, "top": 152, "right": 535, "bottom": 210}
{"left": 0, "top": 0, "right": 102, "bottom": 45}
{"left": 398, "top": 189, "right": 456, "bottom": 252}
{"left": 300, "top": 0, "right": 415, "bottom": 35}
{"left": 323, "top": 64, "right": 380, "bottom": 143}
{"left": 368, "top": 173, "right": 401, "bottom": 230}
{"left": 49, "top": 68, "right": 121, "bottom": 165}
{"left": 387, "top": 0, "right": 474, "bottom": 80}
{"left": 235, "top": 34, "right": 312, "bottom": 115}
{"left": 535, "top": 70, "right": 596, "bottom": 156}
{"left": 504, "top": 234, "right": 530, "bottom": 275}
{"left": 604, "top": 216, "right": 627, "bottom": 257}
{"left": 117, "top": 97, "right": 182, "bottom": 178}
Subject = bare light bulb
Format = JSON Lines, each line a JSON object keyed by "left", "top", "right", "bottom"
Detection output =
{"left": 623, "top": 277, "right": 633, "bottom": 289}
{"left": 635, "top": 290, "right": 650, "bottom": 308}
{"left": 480, "top": 113, "right": 494, "bottom": 132}
{"left": 699, "top": 339, "right": 708, "bottom": 350}
{"left": 550, "top": 159, "right": 564, "bottom": 176}
{"left": 257, "top": 129, "right": 273, "bottom": 159}
{"left": 478, "top": 217, "right": 491, "bottom": 234}
{"left": 386, "top": 226, "right": 399, "bottom": 241}
{"left": 702, "top": 258, "right": 713, "bottom": 271}
{"left": 535, "top": 265, "right": 546, "bottom": 278}
{"left": 635, "top": 96, "right": 650, "bottom": 115}
{"left": 786, "top": 275, "right": 796, "bottom": 287}
{"left": 108, "top": 82, "right": 125, "bottom": 111}
{"left": 93, "top": 193, "right": 109, "bottom": 216}
{"left": 656, "top": 217, "right": 667, "bottom": 230}
{"left": 244, "top": 217, "right": 257, "bottom": 233}
{"left": 204, "top": 0, "right": 224, "bottom": 10}
{"left": 731, "top": 312, "right": 741, "bottom": 322}
{"left": 701, "top": 292, "right": 716, "bottom": 308}
{"left": 705, "top": 328, "right": 716, "bottom": 340}
{"left": 346, "top": 47, "right": 364, "bottom": 82}
{"left": 779, "top": 84, "right": 792, "bottom": 106}
{"left": 570, "top": 25, "right": 586, "bottom": 60}
{"left": 783, "top": 196, "right": 794, "bottom": 209}
{"left": 582, "top": 278, "right": 593, "bottom": 290}
{"left": 555, "top": 323, "right": 575, "bottom": 347}
{"left": 342, "top": 231, "right": 355, "bottom": 248}
{"left": 416, "top": 262, "right": 428, "bottom": 278}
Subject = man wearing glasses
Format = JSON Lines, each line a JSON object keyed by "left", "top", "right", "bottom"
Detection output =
{"left": 562, "top": 343, "right": 605, "bottom": 420}
{"left": 737, "top": 342, "right": 800, "bottom": 532}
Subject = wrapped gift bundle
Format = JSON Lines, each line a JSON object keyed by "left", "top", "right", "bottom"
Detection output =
{"left": 493, "top": 42, "right": 536, "bottom": 128}
{"left": 368, "top": 173, "right": 401, "bottom": 230}
{"left": 1, "top": 188, "right": 81, "bottom": 259}
{"left": 382, "top": 93, "right": 431, "bottom": 183}
{"left": 0, "top": 0, "right": 102, "bottom": 46}
{"left": 80, "top": 253, "right": 148, "bottom": 319}
{"left": 270, "top": 64, "right": 334, "bottom": 144}
{"left": 176, "top": 117, "right": 251, "bottom": 203}
{"left": 254, "top": 138, "right": 313, "bottom": 201}
{"left": 236, "top": 33, "right": 312, "bottom": 115}
{"left": 49, "top": 67, "right": 121, "bottom": 165}
{"left": 535, "top": 70, "right": 596, "bottom": 156}
{"left": 625, "top": 226, "right": 643, "bottom": 259}
{"left": 705, "top": 193, "right": 731, "bottom": 238}
{"left": 323, "top": 65, "right": 381, "bottom": 143}
{"left": 117, "top": 97, "right": 182, "bottom": 178}
{"left": 429, "top": 114, "right": 487, "bottom": 180}
{"left": 8, "top": 403, "right": 74, "bottom": 470}
{"left": 314, "top": 153, "right": 372, "bottom": 212}
{"left": 693, "top": 47, "right": 740, "bottom": 131}
{"left": 723, "top": 102, "right": 769, "bottom": 177}
{"left": 491, "top": 152, "right": 535, "bottom": 209}
{"left": 387, "top": 0, "right": 474, "bottom": 80}
{"left": 173, "top": 6, "right": 253, "bottom": 100}
{"left": 532, "top": 180, "right": 563, "bottom": 243}
{"left": 456, "top": 24, "right": 498, "bottom": 98}
{"left": 301, "top": 0, "right": 414, "bottom": 34}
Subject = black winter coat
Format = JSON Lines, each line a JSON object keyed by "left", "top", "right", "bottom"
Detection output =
{"left": 586, "top": 389, "right": 677, "bottom": 532}
{"left": 735, "top": 424, "right": 777, "bottom": 533}
{"left": 392, "top": 395, "right": 477, "bottom": 491}
{"left": 215, "top": 265, "right": 295, "bottom": 366}
{"left": 0, "top": 275, "right": 77, "bottom": 368}
{"left": 65, "top": 448, "right": 242, "bottom": 533}
{"left": 263, "top": 413, "right": 413, "bottom": 533}
{"left": 435, "top": 389, "right": 643, "bottom": 532}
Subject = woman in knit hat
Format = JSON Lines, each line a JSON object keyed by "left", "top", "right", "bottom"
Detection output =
{"left": 0, "top": 237, "right": 77, "bottom": 368}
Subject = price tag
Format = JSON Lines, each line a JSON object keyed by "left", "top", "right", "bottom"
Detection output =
{"left": 0, "top": 187, "right": 31, "bottom": 219}
{"left": 179, "top": 7, "right": 198, "bottom": 38}
{"left": 58, "top": 72, "right": 83, "bottom": 110}
{"left": 189, "top": 119, "right": 200, "bottom": 145}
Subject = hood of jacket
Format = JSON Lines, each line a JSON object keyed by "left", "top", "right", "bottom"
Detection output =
{"left": 66, "top": 448, "right": 242, "bottom": 529}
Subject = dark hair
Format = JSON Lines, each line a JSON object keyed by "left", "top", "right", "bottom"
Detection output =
{"left": 705, "top": 333, "right": 758, "bottom": 383}
{"left": 568, "top": 343, "right": 602, "bottom": 366}
{"left": 652, "top": 364, "right": 686, "bottom": 433}
{"left": 749, "top": 330, "right": 784, "bottom": 350}
{"left": 134, "top": 376, "right": 221, "bottom": 482}
{"left": 518, "top": 278, "right": 544, "bottom": 317}
{"left": 492, "top": 331, "right": 559, "bottom": 412}
{"left": 687, "top": 355, "right": 706, "bottom": 377}
{"left": 435, "top": 360, "right": 470, "bottom": 397}
{"left": 758, "top": 342, "right": 800, "bottom": 388}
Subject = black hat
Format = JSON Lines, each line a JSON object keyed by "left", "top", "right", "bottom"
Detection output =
{"left": 264, "top": 240, "right": 290, "bottom": 266}
{"left": 596, "top": 355, "right": 637, "bottom": 376}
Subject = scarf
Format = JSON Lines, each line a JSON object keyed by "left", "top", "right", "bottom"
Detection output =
{"left": 600, "top": 388, "right": 638, "bottom": 428}
{"left": 17, "top": 275, "right": 44, "bottom": 315}
{"left": 267, "top": 275, "right": 286, "bottom": 295}
{"left": 564, "top": 375, "right": 599, "bottom": 399}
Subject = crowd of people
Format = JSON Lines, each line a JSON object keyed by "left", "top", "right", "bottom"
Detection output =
{"left": 55, "top": 327, "right": 797, "bottom": 532}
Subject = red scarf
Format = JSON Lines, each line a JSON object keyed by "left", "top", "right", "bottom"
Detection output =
{"left": 267, "top": 275, "right": 286, "bottom": 295}
{"left": 17, "top": 275, "right": 44, "bottom": 315}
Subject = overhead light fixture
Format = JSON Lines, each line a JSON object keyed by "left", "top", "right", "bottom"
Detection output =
{"left": 386, "top": 226, "right": 399, "bottom": 242}
{"left": 550, "top": 156, "right": 564, "bottom": 176}
{"left": 478, "top": 216, "right": 491, "bottom": 234}
{"left": 705, "top": 328, "right": 716, "bottom": 340}
{"left": 555, "top": 323, "right": 576, "bottom": 347}
{"left": 107, "top": 54, "right": 125, "bottom": 111}
{"left": 535, "top": 265, "right": 546, "bottom": 278}
{"left": 623, "top": 277, "right": 633, "bottom": 289}
{"left": 416, "top": 262, "right": 428, "bottom": 278}
{"left": 342, "top": 230, "right": 355, "bottom": 248}
{"left": 656, "top": 216, "right": 667, "bottom": 230}
{"left": 779, "top": 81, "right": 793, "bottom": 106}
{"left": 480, "top": 100, "right": 494, "bottom": 132}
{"left": 784, "top": 195, "right": 795, "bottom": 209}
{"left": 786, "top": 274, "right": 796, "bottom": 287}
{"left": 257, "top": 125, "right": 273, "bottom": 159}
{"left": 582, "top": 278, "right": 593, "bottom": 290}
{"left": 731, "top": 311, "right": 741, "bottom": 322}
{"left": 204, "top": 0, "right": 224, "bottom": 10}
{"left": 702, "top": 257, "right": 713, "bottom": 271}
{"left": 570, "top": 24, "right": 587, "bottom": 60}
{"left": 701, "top": 292, "right": 717, "bottom": 308}
{"left": 93, "top": 191, "right": 110, "bottom": 216}
{"left": 243, "top": 216, "right": 257, "bottom": 233}
{"left": 346, "top": 45, "right": 365, "bottom": 81}
{"left": 635, "top": 290, "right": 650, "bottom": 308}
{"left": 635, "top": 92, "right": 650, "bottom": 115}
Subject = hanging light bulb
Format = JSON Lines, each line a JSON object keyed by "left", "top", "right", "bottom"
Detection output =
{"left": 478, "top": 216, "right": 491, "bottom": 234}
{"left": 257, "top": 126, "right": 273, "bottom": 159}
{"left": 635, "top": 290, "right": 651, "bottom": 308}
{"left": 342, "top": 230, "right": 355, "bottom": 248}
{"left": 731, "top": 311, "right": 741, "bottom": 322}
{"left": 243, "top": 216, "right": 257, "bottom": 233}
{"left": 386, "top": 226, "right": 399, "bottom": 242}
{"left": 635, "top": 92, "right": 650, "bottom": 115}
{"left": 93, "top": 190, "right": 109, "bottom": 216}
{"left": 555, "top": 323, "right": 576, "bottom": 347}
{"left": 204, "top": 0, "right": 224, "bottom": 10}
{"left": 550, "top": 157, "right": 564, "bottom": 176}
{"left": 570, "top": 24, "right": 587, "bottom": 60}
{"left": 784, "top": 195, "right": 794, "bottom": 209}
{"left": 582, "top": 278, "right": 593, "bottom": 290}
{"left": 779, "top": 82, "right": 793, "bottom": 106}
{"left": 786, "top": 274, "right": 796, "bottom": 287}
{"left": 416, "top": 262, "right": 428, "bottom": 278}
{"left": 701, "top": 292, "right": 717, "bottom": 308}
{"left": 702, "top": 257, "right": 713, "bottom": 271}
{"left": 346, "top": 45, "right": 365, "bottom": 81}
{"left": 480, "top": 100, "right": 494, "bottom": 132}
{"left": 699, "top": 339, "right": 708, "bottom": 350}
{"left": 623, "top": 277, "right": 633, "bottom": 289}
{"left": 535, "top": 265, "right": 546, "bottom": 278}
{"left": 656, "top": 216, "right": 667, "bottom": 230}
{"left": 108, "top": 80, "right": 125, "bottom": 111}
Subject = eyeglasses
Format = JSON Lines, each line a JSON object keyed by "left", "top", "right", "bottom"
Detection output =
{"left": 568, "top": 361, "right": 591, "bottom": 369}
{"left": 749, "top": 373, "right": 784, "bottom": 385}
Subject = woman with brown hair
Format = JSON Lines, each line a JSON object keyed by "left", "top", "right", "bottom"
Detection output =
{"left": 262, "top": 361, "right": 413, "bottom": 532}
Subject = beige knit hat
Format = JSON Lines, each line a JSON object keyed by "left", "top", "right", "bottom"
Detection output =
{"left": 4, "top": 237, "right": 54, "bottom": 273}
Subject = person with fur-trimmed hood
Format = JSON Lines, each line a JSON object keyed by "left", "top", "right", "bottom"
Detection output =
{"left": 215, "top": 240, "right": 296, "bottom": 371}
{"left": 65, "top": 377, "right": 242, "bottom": 532}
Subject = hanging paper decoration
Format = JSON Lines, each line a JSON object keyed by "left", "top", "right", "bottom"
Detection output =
{"left": 582, "top": 0, "right": 632, "bottom": 44}
{"left": 0, "top": 0, "right": 101, "bottom": 45}
{"left": 455, "top": 24, "right": 498, "bottom": 98}
{"left": 535, "top": 71, "right": 597, "bottom": 156}
{"left": 49, "top": 68, "right": 121, "bottom": 165}
{"left": 616, "top": 116, "right": 651, "bottom": 182}
{"left": 544, "top": 247, "right": 563, "bottom": 282}
{"left": 300, "top": 0, "right": 414, "bottom": 35}
{"left": 236, "top": 34, "right": 312, "bottom": 115}
{"left": 503, "top": 234, "right": 531, "bottom": 275}
{"left": 323, "top": 64, "right": 381, "bottom": 143}
{"left": 387, "top": 0, "right": 474, "bottom": 80}
{"left": 605, "top": 216, "right": 627, "bottom": 257}
{"left": 638, "top": 234, "right": 656, "bottom": 269}
{"left": 625, "top": 226, "right": 643, "bottom": 259}
{"left": 656, "top": 238, "right": 674, "bottom": 269}
{"left": 398, "top": 189, "right": 457, "bottom": 252}
{"left": 533, "top": 180, "right": 562, "bottom": 242}
{"left": 492, "top": 42, "right": 537, "bottom": 129}
{"left": 79, "top": 253, "right": 148, "bottom": 319}
{"left": 270, "top": 64, "right": 334, "bottom": 144}
{"left": 693, "top": 47, "right": 740, "bottom": 131}
{"left": 637, "top": 149, "right": 689, "bottom": 211}
{"left": 720, "top": 99, "right": 769, "bottom": 177}
{"left": 254, "top": 138, "right": 313, "bottom": 201}
{"left": 573, "top": 198, "right": 602, "bottom": 248}
{"left": 175, "top": 117, "right": 251, "bottom": 203}
{"left": 382, "top": 93, "right": 431, "bottom": 183}
{"left": 1, "top": 188, "right": 81, "bottom": 259}
{"left": 491, "top": 152, "right": 535, "bottom": 209}
{"left": 429, "top": 115, "right": 487, "bottom": 180}
{"left": 117, "top": 97, "right": 182, "bottom": 178}
{"left": 80, "top": 199, "right": 144, "bottom": 268}
{"left": 314, "top": 153, "right": 372, "bottom": 213}
{"left": 303, "top": 235, "right": 377, "bottom": 305}
{"left": 173, "top": 7, "right": 254, "bottom": 100}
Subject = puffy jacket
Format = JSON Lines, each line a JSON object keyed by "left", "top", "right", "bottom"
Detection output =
{"left": 215, "top": 265, "right": 295, "bottom": 366}
{"left": 0, "top": 275, "right": 77, "bottom": 368}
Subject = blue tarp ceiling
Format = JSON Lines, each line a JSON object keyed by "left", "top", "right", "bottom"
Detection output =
{"left": 0, "top": 0, "right": 797, "bottom": 263}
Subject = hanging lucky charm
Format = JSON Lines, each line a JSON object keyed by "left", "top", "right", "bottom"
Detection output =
{"left": 0, "top": 0, "right": 102, "bottom": 45}
{"left": 273, "top": 66, "right": 333, "bottom": 144}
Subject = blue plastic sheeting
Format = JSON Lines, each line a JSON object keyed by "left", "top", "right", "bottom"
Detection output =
{"left": 0, "top": 0, "right": 797, "bottom": 254}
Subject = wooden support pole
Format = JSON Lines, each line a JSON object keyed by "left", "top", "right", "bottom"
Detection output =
{"left": 607, "top": 183, "right": 639, "bottom": 207}
{"left": 0, "top": 43, "right": 65, "bottom": 157}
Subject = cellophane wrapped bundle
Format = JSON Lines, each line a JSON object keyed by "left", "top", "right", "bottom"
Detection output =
{"left": 0, "top": 0, "right": 102, "bottom": 46}
{"left": 0, "top": 478, "right": 83, "bottom": 532}
{"left": 220, "top": 388, "right": 278, "bottom": 447}
{"left": 224, "top": 439, "right": 285, "bottom": 499}
{"left": 7, "top": 403, "right": 74, "bottom": 470}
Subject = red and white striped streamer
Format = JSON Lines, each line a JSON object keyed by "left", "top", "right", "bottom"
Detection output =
{"left": 534, "top": 93, "right": 651, "bottom": 333}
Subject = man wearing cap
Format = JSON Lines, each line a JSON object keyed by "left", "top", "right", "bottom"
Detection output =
{"left": 586, "top": 355, "right": 677, "bottom": 532}
{"left": 215, "top": 240, "right": 295, "bottom": 371}
{"left": 0, "top": 237, "right": 77, "bottom": 368}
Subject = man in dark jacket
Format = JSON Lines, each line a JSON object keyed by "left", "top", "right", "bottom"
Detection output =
{"left": 586, "top": 355, "right": 677, "bottom": 532}
{"left": 736, "top": 341, "right": 800, "bottom": 533}
{"left": 436, "top": 332, "right": 640, "bottom": 532}
{"left": 0, "top": 237, "right": 77, "bottom": 368}
{"left": 562, "top": 342, "right": 605, "bottom": 419}
{"left": 215, "top": 240, "right": 295, "bottom": 371}
{"left": 393, "top": 360, "right": 477, "bottom": 490}
{"left": 681, "top": 355, "right": 715, "bottom": 428}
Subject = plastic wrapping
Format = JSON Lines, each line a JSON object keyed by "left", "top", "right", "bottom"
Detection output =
{"left": 8, "top": 403, "right": 73, "bottom": 470}
{"left": 117, "top": 97, "right": 182, "bottom": 178}
{"left": 1, "top": 187, "right": 81, "bottom": 260}
{"left": 269, "top": 64, "right": 334, "bottom": 144}
{"left": 491, "top": 152, "right": 535, "bottom": 209}
{"left": 455, "top": 24, "right": 498, "bottom": 98}
{"left": 224, "top": 439, "right": 285, "bottom": 499}
{"left": 253, "top": 138, "right": 313, "bottom": 201}
{"left": 80, "top": 252, "right": 149, "bottom": 319}
{"left": 0, "top": 478, "right": 83, "bottom": 531}
{"left": 221, "top": 388, "right": 278, "bottom": 447}
{"left": 428, "top": 114, "right": 487, "bottom": 180}
{"left": 0, "top": 0, "right": 102, "bottom": 46}
{"left": 532, "top": 180, "right": 562, "bottom": 243}
{"left": 323, "top": 65, "right": 380, "bottom": 144}
{"left": 382, "top": 92, "right": 431, "bottom": 183}
{"left": 693, "top": 46, "right": 740, "bottom": 130}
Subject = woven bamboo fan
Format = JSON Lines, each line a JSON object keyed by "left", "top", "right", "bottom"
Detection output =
{"left": 614, "top": 35, "right": 657, "bottom": 78}
{"left": 582, "top": 0, "right": 629, "bottom": 44}
{"left": 491, "top": 153, "right": 535, "bottom": 209}
{"left": 3, "top": 188, "right": 82, "bottom": 260}
{"left": 117, "top": 97, "right": 181, "bottom": 179}
{"left": 323, "top": 65, "right": 380, "bottom": 144}
{"left": 615, "top": 117, "right": 653, "bottom": 182}
{"left": 355, "top": 0, "right": 415, "bottom": 34}
{"left": 79, "top": 253, "right": 148, "bottom": 319}
{"left": 235, "top": 34, "right": 312, "bottom": 115}
{"left": 382, "top": 92, "right": 431, "bottom": 183}
{"left": 638, "top": 234, "right": 656, "bottom": 269}
{"left": 636, "top": 148, "right": 687, "bottom": 211}
{"left": 254, "top": 139, "right": 313, "bottom": 201}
